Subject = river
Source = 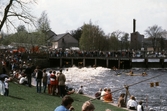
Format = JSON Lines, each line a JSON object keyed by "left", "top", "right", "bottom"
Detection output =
{"left": 34, "top": 66, "right": 167, "bottom": 111}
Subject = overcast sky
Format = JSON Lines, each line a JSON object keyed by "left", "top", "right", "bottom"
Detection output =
{"left": 33, "top": 0, "right": 167, "bottom": 35}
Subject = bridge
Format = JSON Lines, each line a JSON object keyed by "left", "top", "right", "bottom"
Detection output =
{"left": 49, "top": 57, "right": 167, "bottom": 69}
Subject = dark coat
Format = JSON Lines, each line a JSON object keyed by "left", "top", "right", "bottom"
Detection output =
{"left": 25, "top": 67, "right": 33, "bottom": 77}
{"left": 36, "top": 70, "right": 43, "bottom": 79}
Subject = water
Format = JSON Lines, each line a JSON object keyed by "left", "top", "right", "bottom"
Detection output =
{"left": 44, "top": 67, "right": 167, "bottom": 111}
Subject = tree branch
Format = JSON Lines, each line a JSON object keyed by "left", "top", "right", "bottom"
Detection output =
{"left": 0, "top": 0, "right": 13, "bottom": 31}
{"left": 0, "top": 0, "right": 37, "bottom": 32}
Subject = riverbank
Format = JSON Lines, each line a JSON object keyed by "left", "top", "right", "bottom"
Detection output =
{"left": 0, "top": 82, "right": 128, "bottom": 111}
{"left": 83, "top": 93, "right": 133, "bottom": 111}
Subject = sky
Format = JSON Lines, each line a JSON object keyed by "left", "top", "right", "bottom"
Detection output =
{"left": 1, "top": 0, "right": 167, "bottom": 36}
{"left": 32, "top": 0, "right": 167, "bottom": 35}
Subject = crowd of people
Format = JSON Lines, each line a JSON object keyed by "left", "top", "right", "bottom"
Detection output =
{"left": 94, "top": 87, "right": 145, "bottom": 111}
{"left": 49, "top": 49, "right": 135, "bottom": 58}
{"left": 0, "top": 50, "right": 75, "bottom": 97}
{"left": 0, "top": 50, "right": 145, "bottom": 111}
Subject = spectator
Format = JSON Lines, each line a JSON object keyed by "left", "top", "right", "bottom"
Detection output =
{"left": 95, "top": 88, "right": 102, "bottom": 100}
{"left": 127, "top": 95, "right": 138, "bottom": 110}
{"left": 36, "top": 66, "right": 43, "bottom": 93}
{"left": 118, "top": 93, "right": 126, "bottom": 107}
{"left": 50, "top": 70, "right": 57, "bottom": 96}
{"left": 42, "top": 69, "right": 47, "bottom": 93}
{"left": 19, "top": 74, "right": 28, "bottom": 85}
{"left": 0, "top": 78, "right": 5, "bottom": 95}
{"left": 54, "top": 95, "right": 74, "bottom": 111}
{"left": 4, "top": 78, "right": 9, "bottom": 96}
{"left": 100, "top": 87, "right": 107, "bottom": 100}
{"left": 82, "top": 101, "right": 95, "bottom": 111}
{"left": 58, "top": 69, "right": 66, "bottom": 97}
{"left": 103, "top": 88, "right": 113, "bottom": 102}
{"left": 24, "top": 64, "right": 33, "bottom": 87}
{"left": 137, "top": 101, "right": 144, "bottom": 111}
{"left": 77, "top": 85, "right": 84, "bottom": 94}
{"left": 47, "top": 70, "right": 51, "bottom": 94}
{"left": 65, "top": 86, "right": 75, "bottom": 95}
{"left": 2, "top": 65, "right": 7, "bottom": 74}
{"left": 55, "top": 72, "right": 59, "bottom": 95}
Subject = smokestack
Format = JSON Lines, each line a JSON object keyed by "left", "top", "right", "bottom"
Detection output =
{"left": 133, "top": 19, "right": 136, "bottom": 33}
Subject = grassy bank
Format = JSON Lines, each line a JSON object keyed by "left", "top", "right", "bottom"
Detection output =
{"left": 0, "top": 82, "right": 127, "bottom": 111}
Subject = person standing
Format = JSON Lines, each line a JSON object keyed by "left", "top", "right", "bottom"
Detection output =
{"left": 54, "top": 95, "right": 74, "bottom": 111}
{"left": 36, "top": 66, "right": 43, "bottom": 93}
{"left": 2, "top": 65, "right": 7, "bottom": 74}
{"left": 55, "top": 72, "right": 59, "bottom": 95}
{"left": 42, "top": 69, "right": 47, "bottom": 93}
{"left": 50, "top": 70, "right": 57, "bottom": 96}
{"left": 118, "top": 93, "right": 126, "bottom": 107}
{"left": 58, "top": 69, "right": 66, "bottom": 98}
{"left": 47, "top": 70, "right": 52, "bottom": 95}
{"left": 137, "top": 101, "right": 144, "bottom": 111}
{"left": 24, "top": 64, "right": 33, "bottom": 87}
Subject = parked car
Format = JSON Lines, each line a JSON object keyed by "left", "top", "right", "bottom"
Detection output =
{"left": 135, "top": 51, "right": 141, "bottom": 57}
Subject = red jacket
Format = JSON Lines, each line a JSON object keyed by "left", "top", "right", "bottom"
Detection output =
{"left": 50, "top": 74, "right": 57, "bottom": 85}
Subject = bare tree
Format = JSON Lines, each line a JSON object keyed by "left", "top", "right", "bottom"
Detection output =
{"left": 111, "top": 30, "right": 123, "bottom": 40}
{"left": 145, "top": 25, "right": 167, "bottom": 51}
{"left": 110, "top": 30, "right": 125, "bottom": 51}
{"left": 0, "top": 0, "right": 37, "bottom": 32}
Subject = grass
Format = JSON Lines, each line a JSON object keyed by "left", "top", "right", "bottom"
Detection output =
{"left": 0, "top": 82, "right": 128, "bottom": 111}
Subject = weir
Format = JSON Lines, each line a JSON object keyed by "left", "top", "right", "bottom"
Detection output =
{"left": 49, "top": 57, "right": 167, "bottom": 68}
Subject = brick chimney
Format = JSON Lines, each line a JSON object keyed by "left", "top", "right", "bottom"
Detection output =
{"left": 133, "top": 19, "right": 136, "bottom": 33}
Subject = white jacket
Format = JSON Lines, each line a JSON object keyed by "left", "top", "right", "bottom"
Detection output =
{"left": 127, "top": 99, "right": 137, "bottom": 109}
{"left": 137, "top": 104, "right": 144, "bottom": 111}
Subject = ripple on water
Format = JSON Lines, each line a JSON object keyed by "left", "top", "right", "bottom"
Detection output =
{"left": 44, "top": 67, "right": 167, "bottom": 110}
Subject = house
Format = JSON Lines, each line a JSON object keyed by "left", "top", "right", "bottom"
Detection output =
{"left": 46, "top": 30, "right": 78, "bottom": 49}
